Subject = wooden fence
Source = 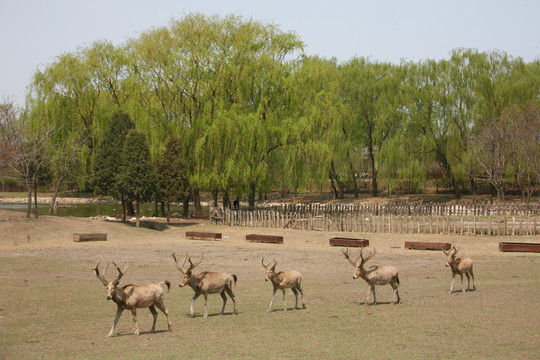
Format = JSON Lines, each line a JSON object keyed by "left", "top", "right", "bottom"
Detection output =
{"left": 210, "top": 202, "right": 540, "bottom": 236}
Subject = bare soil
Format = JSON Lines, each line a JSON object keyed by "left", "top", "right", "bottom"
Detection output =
{"left": 1, "top": 209, "right": 539, "bottom": 359}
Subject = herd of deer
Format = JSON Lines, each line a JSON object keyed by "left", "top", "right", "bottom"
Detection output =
{"left": 93, "top": 245, "right": 475, "bottom": 337}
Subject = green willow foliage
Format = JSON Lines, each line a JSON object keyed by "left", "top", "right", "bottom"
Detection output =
{"left": 25, "top": 14, "right": 540, "bottom": 203}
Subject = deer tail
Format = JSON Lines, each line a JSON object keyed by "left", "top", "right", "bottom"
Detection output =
{"left": 159, "top": 280, "right": 171, "bottom": 292}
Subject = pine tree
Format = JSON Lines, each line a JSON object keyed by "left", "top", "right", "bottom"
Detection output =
{"left": 117, "top": 130, "right": 156, "bottom": 227}
{"left": 155, "top": 135, "right": 190, "bottom": 223}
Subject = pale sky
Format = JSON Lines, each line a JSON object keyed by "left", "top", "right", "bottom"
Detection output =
{"left": 1, "top": 0, "right": 539, "bottom": 106}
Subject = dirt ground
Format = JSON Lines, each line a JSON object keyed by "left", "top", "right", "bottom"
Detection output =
{"left": 1, "top": 209, "right": 539, "bottom": 359}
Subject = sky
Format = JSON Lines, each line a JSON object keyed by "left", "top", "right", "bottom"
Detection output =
{"left": 1, "top": 0, "right": 539, "bottom": 107}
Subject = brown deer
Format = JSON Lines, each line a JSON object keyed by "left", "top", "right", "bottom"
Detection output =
{"left": 442, "top": 246, "right": 476, "bottom": 293}
{"left": 93, "top": 262, "right": 172, "bottom": 337}
{"left": 342, "top": 247, "right": 400, "bottom": 305}
{"left": 261, "top": 257, "right": 306, "bottom": 312}
{"left": 172, "top": 253, "right": 238, "bottom": 318}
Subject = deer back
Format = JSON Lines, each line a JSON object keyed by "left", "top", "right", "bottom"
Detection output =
{"left": 274, "top": 270, "right": 302, "bottom": 288}
{"left": 192, "top": 271, "right": 234, "bottom": 294}
{"left": 362, "top": 264, "right": 399, "bottom": 285}
{"left": 116, "top": 283, "right": 166, "bottom": 309}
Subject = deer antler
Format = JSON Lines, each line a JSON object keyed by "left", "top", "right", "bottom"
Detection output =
{"left": 271, "top": 257, "right": 278, "bottom": 269}
{"left": 442, "top": 245, "right": 450, "bottom": 256}
{"left": 342, "top": 246, "right": 359, "bottom": 267}
{"left": 188, "top": 253, "right": 204, "bottom": 270}
{"left": 362, "top": 248, "right": 376, "bottom": 263}
{"left": 111, "top": 261, "right": 128, "bottom": 286}
{"left": 261, "top": 257, "right": 271, "bottom": 269}
{"left": 172, "top": 252, "right": 189, "bottom": 271}
{"left": 93, "top": 262, "right": 109, "bottom": 286}
{"left": 451, "top": 246, "right": 459, "bottom": 256}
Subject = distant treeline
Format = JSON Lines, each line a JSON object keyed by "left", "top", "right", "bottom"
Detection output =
{"left": 3, "top": 13, "right": 540, "bottom": 216}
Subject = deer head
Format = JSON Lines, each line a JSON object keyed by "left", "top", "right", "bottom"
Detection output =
{"left": 93, "top": 262, "right": 129, "bottom": 300}
{"left": 442, "top": 246, "right": 458, "bottom": 267}
{"left": 342, "top": 246, "right": 375, "bottom": 279}
{"left": 172, "top": 253, "right": 203, "bottom": 287}
{"left": 261, "top": 257, "right": 277, "bottom": 281}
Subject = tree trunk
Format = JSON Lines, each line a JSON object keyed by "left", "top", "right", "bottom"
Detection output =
{"left": 211, "top": 189, "right": 219, "bottom": 207}
{"left": 33, "top": 187, "right": 39, "bottom": 218}
{"left": 121, "top": 198, "right": 126, "bottom": 222}
{"left": 193, "top": 188, "right": 203, "bottom": 217}
{"left": 248, "top": 182, "right": 256, "bottom": 209}
{"left": 135, "top": 200, "right": 140, "bottom": 227}
{"left": 166, "top": 202, "right": 171, "bottom": 225}
{"left": 222, "top": 191, "right": 230, "bottom": 209}
{"left": 127, "top": 201, "right": 135, "bottom": 216}
{"left": 182, "top": 198, "right": 189, "bottom": 218}
{"left": 26, "top": 189, "right": 32, "bottom": 218}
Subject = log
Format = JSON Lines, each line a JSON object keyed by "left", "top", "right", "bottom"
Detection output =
{"left": 499, "top": 242, "right": 540, "bottom": 253}
{"left": 73, "top": 233, "right": 107, "bottom": 242}
{"left": 246, "top": 234, "right": 283, "bottom": 244}
{"left": 404, "top": 241, "right": 451, "bottom": 251}
{"left": 329, "top": 237, "right": 369, "bottom": 247}
{"left": 185, "top": 231, "right": 222, "bottom": 240}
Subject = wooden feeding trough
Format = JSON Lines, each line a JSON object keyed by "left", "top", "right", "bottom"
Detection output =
{"left": 499, "top": 242, "right": 540, "bottom": 253}
{"left": 329, "top": 237, "right": 369, "bottom": 247}
{"left": 246, "top": 234, "right": 283, "bottom": 244}
{"left": 185, "top": 231, "right": 222, "bottom": 241}
{"left": 404, "top": 241, "right": 451, "bottom": 251}
{"left": 73, "top": 233, "right": 107, "bottom": 242}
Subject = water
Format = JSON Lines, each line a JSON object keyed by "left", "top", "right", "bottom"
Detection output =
{"left": 0, "top": 202, "right": 207, "bottom": 218}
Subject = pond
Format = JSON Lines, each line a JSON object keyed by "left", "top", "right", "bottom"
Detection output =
{"left": 0, "top": 202, "right": 208, "bottom": 218}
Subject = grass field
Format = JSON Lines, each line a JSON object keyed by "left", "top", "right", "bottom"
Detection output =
{"left": 0, "top": 209, "right": 539, "bottom": 359}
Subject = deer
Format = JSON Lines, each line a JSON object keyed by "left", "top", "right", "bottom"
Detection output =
{"left": 442, "top": 246, "right": 476, "bottom": 293}
{"left": 172, "top": 252, "right": 238, "bottom": 318}
{"left": 261, "top": 257, "right": 306, "bottom": 312}
{"left": 342, "top": 246, "right": 400, "bottom": 305}
{"left": 93, "top": 262, "right": 172, "bottom": 337}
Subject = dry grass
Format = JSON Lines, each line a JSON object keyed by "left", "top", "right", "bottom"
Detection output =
{"left": 0, "top": 210, "right": 539, "bottom": 359}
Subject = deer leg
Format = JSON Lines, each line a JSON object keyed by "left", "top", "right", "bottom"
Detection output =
{"left": 465, "top": 272, "right": 471, "bottom": 291}
{"left": 203, "top": 294, "right": 209, "bottom": 318}
{"left": 459, "top": 273, "right": 465, "bottom": 293}
{"left": 131, "top": 308, "right": 139, "bottom": 335}
{"left": 149, "top": 305, "right": 158, "bottom": 332}
{"left": 291, "top": 287, "right": 299, "bottom": 309}
{"left": 154, "top": 300, "right": 172, "bottom": 331}
{"left": 470, "top": 268, "right": 476, "bottom": 290}
{"left": 281, "top": 289, "right": 288, "bottom": 311}
{"left": 224, "top": 286, "right": 238, "bottom": 315}
{"left": 106, "top": 306, "right": 123, "bottom": 337}
{"left": 296, "top": 284, "right": 306, "bottom": 309}
{"left": 449, "top": 274, "right": 455, "bottom": 293}
{"left": 267, "top": 287, "right": 278, "bottom": 312}
{"left": 220, "top": 290, "right": 227, "bottom": 315}
{"left": 190, "top": 293, "right": 200, "bottom": 317}
{"left": 371, "top": 285, "right": 377, "bottom": 305}
{"left": 391, "top": 282, "right": 401, "bottom": 304}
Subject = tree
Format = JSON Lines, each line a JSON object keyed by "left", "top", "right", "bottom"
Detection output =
{"left": 155, "top": 135, "right": 190, "bottom": 223}
{"left": 92, "top": 111, "right": 134, "bottom": 220}
{"left": 8, "top": 121, "right": 54, "bottom": 218}
{"left": 340, "top": 58, "right": 402, "bottom": 196}
{"left": 117, "top": 130, "right": 156, "bottom": 227}
{"left": 48, "top": 131, "right": 87, "bottom": 214}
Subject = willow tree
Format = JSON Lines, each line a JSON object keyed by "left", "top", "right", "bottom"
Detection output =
{"left": 339, "top": 58, "right": 403, "bottom": 196}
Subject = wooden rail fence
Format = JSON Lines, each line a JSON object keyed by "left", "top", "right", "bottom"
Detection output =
{"left": 210, "top": 203, "right": 540, "bottom": 236}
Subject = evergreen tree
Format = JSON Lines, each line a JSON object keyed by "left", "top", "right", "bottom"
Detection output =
{"left": 155, "top": 135, "right": 190, "bottom": 223}
{"left": 117, "top": 130, "right": 156, "bottom": 227}
{"left": 92, "top": 111, "right": 134, "bottom": 220}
